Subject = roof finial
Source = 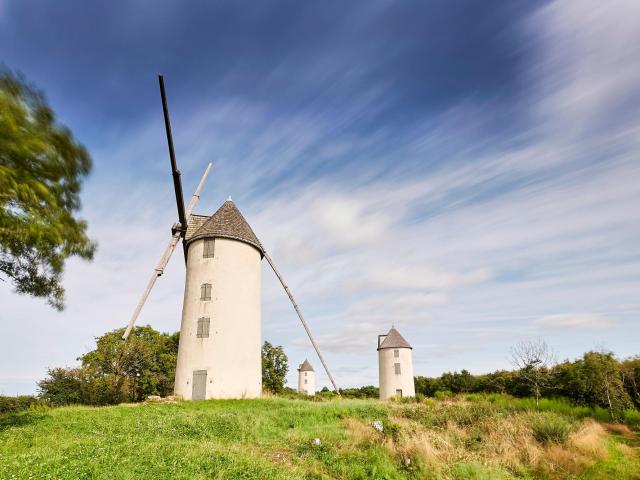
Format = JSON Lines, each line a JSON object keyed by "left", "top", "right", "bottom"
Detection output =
{"left": 227, "top": 195, "right": 233, "bottom": 202}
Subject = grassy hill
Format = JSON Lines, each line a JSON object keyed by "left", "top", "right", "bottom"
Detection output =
{"left": 1, "top": 395, "right": 638, "bottom": 479}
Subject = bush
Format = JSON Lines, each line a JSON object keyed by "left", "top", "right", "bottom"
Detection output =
{"left": 434, "top": 390, "right": 453, "bottom": 399}
{"left": 0, "top": 395, "right": 46, "bottom": 414}
{"left": 623, "top": 409, "right": 640, "bottom": 426}
{"left": 530, "top": 412, "right": 574, "bottom": 445}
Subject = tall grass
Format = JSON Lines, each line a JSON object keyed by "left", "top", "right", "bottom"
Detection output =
{"left": 529, "top": 412, "right": 574, "bottom": 445}
{"left": 462, "top": 393, "right": 627, "bottom": 423}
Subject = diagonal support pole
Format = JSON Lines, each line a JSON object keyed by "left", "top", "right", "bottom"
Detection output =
{"left": 122, "top": 162, "right": 212, "bottom": 341}
{"left": 263, "top": 251, "right": 341, "bottom": 395}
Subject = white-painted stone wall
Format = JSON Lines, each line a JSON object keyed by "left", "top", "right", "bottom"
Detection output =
{"left": 378, "top": 347, "right": 415, "bottom": 400}
{"left": 298, "top": 369, "right": 315, "bottom": 395}
{"left": 174, "top": 237, "right": 262, "bottom": 399}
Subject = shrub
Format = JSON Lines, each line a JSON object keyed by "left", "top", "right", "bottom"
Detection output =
{"left": 530, "top": 412, "right": 574, "bottom": 445}
{"left": 434, "top": 390, "right": 453, "bottom": 399}
{"left": 623, "top": 409, "right": 640, "bottom": 426}
{"left": 0, "top": 395, "right": 46, "bottom": 414}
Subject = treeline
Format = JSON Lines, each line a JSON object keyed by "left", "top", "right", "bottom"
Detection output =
{"left": 416, "top": 351, "right": 640, "bottom": 419}
{"left": 7, "top": 324, "right": 639, "bottom": 423}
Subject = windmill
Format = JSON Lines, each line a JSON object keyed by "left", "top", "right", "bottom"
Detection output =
{"left": 377, "top": 326, "right": 415, "bottom": 400}
{"left": 122, "top": 75, "right": 339, "bottom": 400}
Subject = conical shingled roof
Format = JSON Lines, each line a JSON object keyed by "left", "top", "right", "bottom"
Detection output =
{"left": 377, "top": 327, "right": 412, "bottom": 350}
{"left": 186, "top": 199, "right": 264, "bottom": 255}
{"left": 298, "top": 359, "right": 314, "bottom": 372}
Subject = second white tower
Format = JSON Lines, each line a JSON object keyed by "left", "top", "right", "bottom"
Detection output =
{"left": 377, "top": 327, "right": 415, "bottom": 400}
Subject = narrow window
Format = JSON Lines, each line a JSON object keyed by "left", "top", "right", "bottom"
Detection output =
{"left": 394, "top": 363, "right": 401, "bottom": 375}
{"left": 394, "top": 349, "right": 399, "bottom": 358}
{"left": 197, "top": 317, "right": 210, "bottom": 338}
{"left": 203, "top": 239, "right": 215, "bottom": 258}
{"left": 396, "top": 389, "right": 403, "bottom": 398}
{"left": 304, "top": 379, "right": 307, "bottom": 384}
{"left": 200, "top": 283, "right": 212, "bottom": 300}
{"left": 304, "top": 372, "right": 307, "bottom": 377}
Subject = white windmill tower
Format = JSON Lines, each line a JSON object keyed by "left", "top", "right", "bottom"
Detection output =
{"left": 377, "top": 326, "right": 415, "bottom": 400}
{"left": 297, "top": 359, "right": 315, "bottom": 396}
{"left": 121, "top": 75, "right": 340, "bottom": 400}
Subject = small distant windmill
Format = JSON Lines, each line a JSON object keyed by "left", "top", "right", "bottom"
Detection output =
{"left": 297, "top": 359, "right": 315, "bottom": 396}
{"left": 122, "top": 75, "right": 339, "bottom": 400}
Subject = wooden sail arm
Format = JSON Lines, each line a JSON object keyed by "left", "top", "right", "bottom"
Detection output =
{"left": 122, "top": 162, "right": 212, "bottom": 341}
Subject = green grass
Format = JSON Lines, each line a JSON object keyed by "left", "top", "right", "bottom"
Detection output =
{"left": 0, "top": 396, "right": 638, "bottom": 479}
{"left": 580, "top": 436, "right": 640, "bottom": 480}
{"left": 529, "top": 412, "right": 574, "bottom": 445}
{"left": 463, "top": 393, "right": 629, "bottom": 423}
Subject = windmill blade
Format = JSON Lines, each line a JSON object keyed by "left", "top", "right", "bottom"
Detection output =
{"left": 263, "top": 251, "right": 341, "bottom": 395}
{"left": 158, "top": 75, "right": 188, "bottom": 250}
{"left": 122, "top": 162, "right": 213, "bottom": 341}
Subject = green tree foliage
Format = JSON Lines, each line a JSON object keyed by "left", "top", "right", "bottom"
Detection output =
{"left": 37, "top": 367, "right": 87, "bottom": 406}
{"left": 261, "top": 341, "right": 288, "bottom": 394}
{"left": 38, "top": 326, "right": 179, "bottom": 405}
{"left": 415, "top": 349, "right": 638, "bottom": 420}
{"left": 621, "top": 356, "right": 640, "bottom": 406}
{"left": 580, "top": 351, "right": 631, "bottom": 420}
{"left": 0, "top": 69, "right": 95, "bottom": 310}
{"left": 339, "top": 385, "right": 379, "bottom": 398}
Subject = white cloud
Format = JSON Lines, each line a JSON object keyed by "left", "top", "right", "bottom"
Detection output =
{"left": 535, "top": 314, "right": 613, "bottom": 329}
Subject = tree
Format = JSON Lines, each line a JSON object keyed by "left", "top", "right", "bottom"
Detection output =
{"left": 261, "top": 341, "right": 288, "bottom": 394}
{"left": 80, "top": 326, "right": 179, "bottom": 403}
{"left": 621, "top": 356, "right": 640, "bottom": 409}
{"left": 37, "top": 367, "right": 88, "bottom": 406}
{"left": 511, "top": 338, "right": 555, "bottom": 408}
{"left": 0, "top": 69, "right": 95, "bottom": 310}
{"left": 37, "top": 326, "right": 179, "bottom": 405}
{"left": 581, "top": 350, "right": 631, "bottom": 420}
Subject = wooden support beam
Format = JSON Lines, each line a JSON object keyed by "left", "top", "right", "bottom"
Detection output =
{"left": 263, "top": 251, "right": 341, "bottom": 395}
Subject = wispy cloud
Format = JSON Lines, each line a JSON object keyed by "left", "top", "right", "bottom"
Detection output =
{"left": 535, "top": 314, "right": 613, "bottom": 330}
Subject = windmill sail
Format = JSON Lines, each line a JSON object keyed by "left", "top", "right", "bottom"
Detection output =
{"left": 122, "top": 162, "right": 212, "bottom": 341}
{"left": 159, "top": 75, "right": 187, "bottom": 239}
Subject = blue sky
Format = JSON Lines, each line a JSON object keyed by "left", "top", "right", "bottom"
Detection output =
{"left": 1, "top": 1, "right": 639, "bottom": 394}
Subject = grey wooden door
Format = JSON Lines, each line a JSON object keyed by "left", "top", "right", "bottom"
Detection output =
{"left": 192, "top": 370, "right": 207, "bottom": 400}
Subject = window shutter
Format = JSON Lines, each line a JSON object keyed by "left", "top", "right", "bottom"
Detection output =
{"left": 394, "top": 349, "right": 399, "bottom": 358}
{"left": 201, "top": 283, "right": 212, "bottom": 300}
{"left": 203, "top": 317, "right": 210, "bottom": 337}
{"left": 394, "top": 363, "right": 401, "bottom": 375}
{"left": 203, "top": 239, "right": 215, "bottom": 258}
{"left": 197, "top": 317, "right": 210, "bottom": 338}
